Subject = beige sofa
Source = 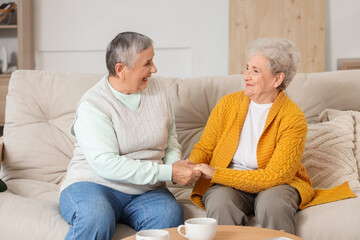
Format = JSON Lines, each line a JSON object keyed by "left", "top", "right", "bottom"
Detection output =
{"left": 0, "top": 70, "right": 360, "bottom": 240}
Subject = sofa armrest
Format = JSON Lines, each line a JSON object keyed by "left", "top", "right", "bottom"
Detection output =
{"left": 0, "top": 136, "right": 3, "bottom": 163}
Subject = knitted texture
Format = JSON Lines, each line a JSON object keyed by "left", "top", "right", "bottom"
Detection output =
{"left": 61, "top": 77, "right": 169, "bottom": 195}
{"left": 190, "top": 91, "right": 356, "bottom": 210}
{"left": 302, "top": 109, "right": 360, "bottom": 190}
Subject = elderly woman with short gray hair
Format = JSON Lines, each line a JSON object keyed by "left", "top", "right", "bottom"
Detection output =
{"left": 189, "top": 38, "right": 355, "bottom": 234}
{"left": 59, "top": 32, "right": 200, "bottom": 240}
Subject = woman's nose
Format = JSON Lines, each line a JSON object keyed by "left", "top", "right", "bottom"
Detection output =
{"left": 244, "top": 71, "right": 251, "bottom": 80}
{"left": 151, "top": 63, "right": 157, "bottom": 73}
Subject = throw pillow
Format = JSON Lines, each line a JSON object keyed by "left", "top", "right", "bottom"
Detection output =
{"left": 353, "top": 112, "right": 360, "bottom": 175}
{"left": 302, "top": 109, "right": 360, "bottom": 190}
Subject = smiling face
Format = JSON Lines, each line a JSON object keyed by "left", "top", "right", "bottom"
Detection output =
{"left": 244, "top": 54, "right": 284, "bottom": 104}
{"left": 113, "top": 45, "right": 157, "bottom": 94}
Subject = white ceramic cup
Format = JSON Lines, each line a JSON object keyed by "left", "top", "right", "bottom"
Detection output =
{"left": 177, "top": 217, "right": 217, "bottom": 240}
{"left": 135, "top": 229, "right": 169, "bottom": 240}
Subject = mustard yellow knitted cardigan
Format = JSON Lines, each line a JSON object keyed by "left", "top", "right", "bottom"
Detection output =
{"left": 189, "top": 90, "right": 356, "bottom": 210}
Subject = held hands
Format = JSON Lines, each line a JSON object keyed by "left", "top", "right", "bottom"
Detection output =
{"left": 172, "top": 160, "right": 201, "bottom": 186}
{"left": 172, "top": 159, "right": 216, "bottom": 186}
{"left": 194, "top": 163, "right": 215, "bottom": 179}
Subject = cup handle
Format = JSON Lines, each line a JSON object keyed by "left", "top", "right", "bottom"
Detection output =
{"left": 177, "top": 224, "right": 187, "bottom": 238}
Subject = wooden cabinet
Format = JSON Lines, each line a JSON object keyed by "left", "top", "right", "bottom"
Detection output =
{"left": 0, "top": 0, "right": 34, "bottom": 126}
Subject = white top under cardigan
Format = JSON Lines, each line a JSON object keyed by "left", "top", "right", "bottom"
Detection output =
{"left": 228, "top": 100, "right": 272, "bottom": 170}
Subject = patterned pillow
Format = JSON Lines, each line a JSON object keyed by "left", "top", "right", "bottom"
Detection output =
{"left": 353, "top": 112, "right": 360, "bottom": 175}
{"left": 302, "top": 109, "right": 360, "bottom": 190}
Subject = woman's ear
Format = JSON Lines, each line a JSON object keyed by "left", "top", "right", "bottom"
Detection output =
{"left": 115, "top": 63, "right": 126, "bottom": 79}
{"left": 273, "top": 72, "right": 285, "bottom": 88}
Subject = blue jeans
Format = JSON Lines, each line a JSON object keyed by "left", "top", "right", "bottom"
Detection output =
{"left": 59, "top": 182, "right": 184, "bottom": 240}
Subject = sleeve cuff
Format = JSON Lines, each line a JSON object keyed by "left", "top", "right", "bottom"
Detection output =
{"left": 211, "top": 168, "right": 231, "bottom": 186}
{"left": 158, "top": 164, "right": 173, "bottom": 182}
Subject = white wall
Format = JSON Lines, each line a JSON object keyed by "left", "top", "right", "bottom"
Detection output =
{"left": 34, "top": 0, "right": 229, "bottom": 78}
{"left": 32, "top": 0, "right": 359, "bottom": 77}
{"left": 325, "top": 0, "right": 360, "bottom": 71}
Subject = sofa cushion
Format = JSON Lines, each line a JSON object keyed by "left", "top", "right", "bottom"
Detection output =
{"left": 2, "top": 71, "right": 102, "bottom": 184}
{"left": 295, "top": 189, "right": 360, "bottom": 240}
{"left": 302, "top": 109, "right": 360, "bottom": 190}
{"left": 4, "top": 70, "right": 360, "bottom": 183}
{"left": 157, "top": 70, "right": 360, "bottom": 158}
{"left": 169, "top": 187, "right": 206, "bottom": 219}
{"left": 1, "top": 70, "right": 360, "bottom": 240}
{"left": 158, "top": 75, "right": 245, "bottom": 158}
{"left": 285, "top": 70, "right": 360, "bottom": 123}
{"left": 0, "top": 189, "right": 135, "bottom": 240}
{"left": 354, "top": 112, "right": 360, "bottom": 174}
{"left": 0, "top": 191, "right": 68, "bottom": 240}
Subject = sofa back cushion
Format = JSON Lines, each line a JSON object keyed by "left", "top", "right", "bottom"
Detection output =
{"left": 286, "top": 70, "right": 360, "bottom": 123}
{"left": 157, "top": 75, "right": 245, "bottom": 158}
{"left": 2, "top": 71, "right": 102, "bottom": 184}
{"left": 159, "top": 70, "right": 360, "bottom": 158}
{"left": 2, "top": 70, "right": 360, "bottom": 185}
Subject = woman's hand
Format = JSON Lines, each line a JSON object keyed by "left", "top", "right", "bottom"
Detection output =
{"left": 194, "top": 164, "right": 215, "bottom": 179}
{"left": 172, "top": 159, "right": 201, "bottom": 186}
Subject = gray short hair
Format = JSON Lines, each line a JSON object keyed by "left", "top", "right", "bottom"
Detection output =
{"left": 247, "top": 38, "right": 300, "bottom": 90}
{"left": 106, "top": 32, "right": 153, "bottom": 76}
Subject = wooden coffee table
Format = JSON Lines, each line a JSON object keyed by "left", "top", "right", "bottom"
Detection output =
{"left": 123, "top": 225, "right": 303, "bottom": 239}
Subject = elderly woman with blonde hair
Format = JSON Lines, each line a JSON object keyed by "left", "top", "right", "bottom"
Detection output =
{"left": 190, "top": 38, "right": 355, "bottom": 234}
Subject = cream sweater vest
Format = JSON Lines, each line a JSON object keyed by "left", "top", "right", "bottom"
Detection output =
{"left": 61, "top": 77, "right": 169, "bottom": 194}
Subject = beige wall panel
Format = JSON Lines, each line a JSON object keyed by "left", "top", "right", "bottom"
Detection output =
{"left": 229, "top": 0, "right": 325, "bottom": 74}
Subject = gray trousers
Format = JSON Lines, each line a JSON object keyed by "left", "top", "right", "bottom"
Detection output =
{"left": 202, "top": 184, "right": 300, "bottom": 234}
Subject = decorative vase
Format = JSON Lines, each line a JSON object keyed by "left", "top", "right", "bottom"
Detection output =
{"left": 1, "top": 46, "right": 8, "bottom": 73}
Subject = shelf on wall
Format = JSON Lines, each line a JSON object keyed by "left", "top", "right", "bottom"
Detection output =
{"left": 0, "top": 25, "right": 17, "bottom": 29}
{"left": 338, "top": 58, "right": 360, "bottom": 70}
{"left": 0, "top": 0, "right": 34, "bottom": 126}
{"left": 0, "top": 74, "right": 11, "bottom": 79}
{"left": 0, "top": 75, "right": 11, "bottom": 81}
